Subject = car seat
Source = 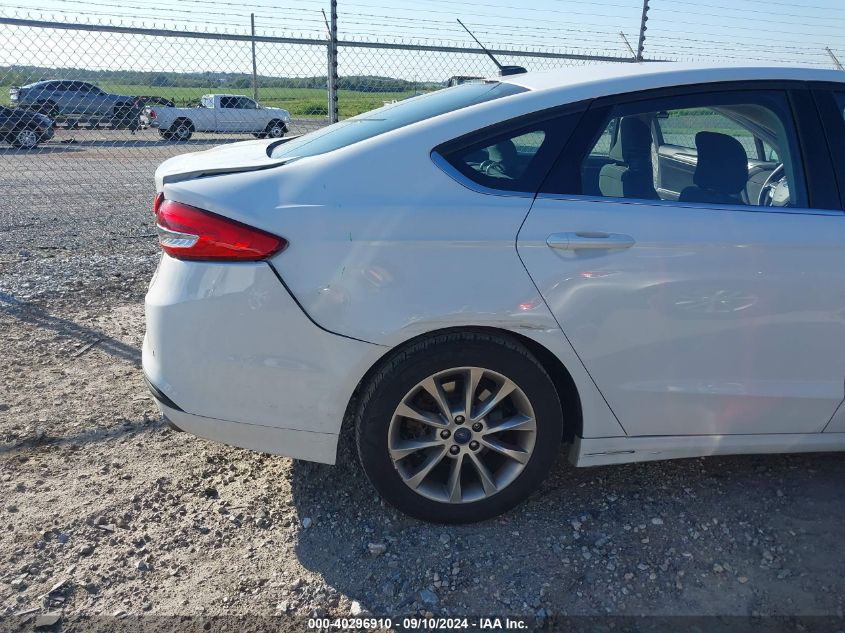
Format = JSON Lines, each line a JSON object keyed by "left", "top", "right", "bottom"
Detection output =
{"left": 598, "top": 117, "right": 659, "bottom": 200}
{"left": 679, "top": 131, "right": 748, "bottom": 205}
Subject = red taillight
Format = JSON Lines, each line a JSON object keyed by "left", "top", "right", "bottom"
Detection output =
{"left": 154, "top": 198, "right": 286, "bottom": 261}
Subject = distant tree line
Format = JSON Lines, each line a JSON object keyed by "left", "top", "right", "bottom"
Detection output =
{"left": 1, "top": 66, "right": 443, "bottom": 92}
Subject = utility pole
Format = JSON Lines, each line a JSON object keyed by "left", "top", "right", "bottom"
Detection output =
{"left": 326, "top": 0, "right": 339, "bottom": 123}
{"left": 250, "top": 13, "right": 258, "bottom": 102}
{"left": 636, "top": 0, "right": 650, "bottom": 62}
{"left": 826, "top": 47, "right": 844, "bottom": 70}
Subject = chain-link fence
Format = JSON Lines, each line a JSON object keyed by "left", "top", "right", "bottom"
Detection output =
{"left": 0, "top": 14, "right": 638, "bottom": 215}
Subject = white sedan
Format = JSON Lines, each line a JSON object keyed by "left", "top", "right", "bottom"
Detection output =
{"left": 144, "top": 63, "right": 845, "bottom": 523}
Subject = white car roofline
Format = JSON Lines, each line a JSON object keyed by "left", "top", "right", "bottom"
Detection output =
{"left": 499, "top": 62, "right": 845, "bottom": 94}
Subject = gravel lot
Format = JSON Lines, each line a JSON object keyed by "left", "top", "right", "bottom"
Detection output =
{"left": 1, "top": 127, "right": 845, "bottom": 631}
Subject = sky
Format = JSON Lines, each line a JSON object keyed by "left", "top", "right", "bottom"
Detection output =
{"left": 2, "top": 0, "right": 845, "bottom": 81}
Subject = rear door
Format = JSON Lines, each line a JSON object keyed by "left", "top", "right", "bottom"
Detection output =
{"left": 72, "top": 82, "right": 99, "bottom": 116}
{"left": 234, "top": 97, "right": 260, "bottom": 132}
{"left": 52, "top": 81, "right": 75, "bottom": 114}
{"left": 812, "top": 87, "right": 845, "bottom": 432}
{"left": 216, "top": 96, "right": 243, "bottom": 132}
{"left": 83, "top": 83, "right": 110, "bottom": 116}
{"left": 518, "top": 83, "right": 845, "bottom": 437}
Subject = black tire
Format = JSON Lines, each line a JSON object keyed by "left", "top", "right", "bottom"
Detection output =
{"left": 169, "top": 118, "right": 194, "bottom": 141}
{"left": 11, "top": 126, "right": 41, "bottom": 149}
{"left": 263, "top": 119, "right": 286, "bottom": 139}
{"left": 159, "top": 129, "right": 173, "bottom": 140}
{"left": 356, "top": 331, "right": 564, "bottom": 524}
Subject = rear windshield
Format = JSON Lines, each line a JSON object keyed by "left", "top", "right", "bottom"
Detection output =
{"left": 268, "top": 81, "right": 526, "bottom": 160}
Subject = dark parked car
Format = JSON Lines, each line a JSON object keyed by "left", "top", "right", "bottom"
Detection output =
{"left": 10, "top": 80, "right": 137, "bottom": 126}
{"left": 0, "top": 106, "right": 54, "bottom": 148}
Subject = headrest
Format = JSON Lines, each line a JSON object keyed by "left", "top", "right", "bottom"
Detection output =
{"left": 486, "top": 139, "right": 518, "bottom": 165}
{"left": 693, "top": 131, "right": 748, "bottom": 194}
{"left": 609, "top": 117, "right": 653, "bottom": 164}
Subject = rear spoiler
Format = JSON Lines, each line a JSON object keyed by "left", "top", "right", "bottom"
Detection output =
{"left": 160, "top": 161, "right": 289, "bottom": 186}
{"left": 265, "top": 134, "right": 301, "bottom": 156}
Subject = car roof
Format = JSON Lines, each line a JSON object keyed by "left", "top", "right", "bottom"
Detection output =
{"left": 500, "top": 62, "right": 845, "bottom": 95}
{"left": 22, "top": 79, "right": 94, "bottom": 88}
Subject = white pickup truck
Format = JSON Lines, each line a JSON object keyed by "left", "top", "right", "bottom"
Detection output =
{"left": 145, "top": 94, "right": 291, "bottom": 141}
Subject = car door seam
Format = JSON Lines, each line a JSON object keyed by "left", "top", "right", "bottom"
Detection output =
{"left": 513, "top": 194, "right": 630, "bottom": 436}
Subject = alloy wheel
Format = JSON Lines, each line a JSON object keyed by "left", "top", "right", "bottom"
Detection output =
{"left": 16, "top": 128, "right": 39, "bottom": 149}
{"left": 388, "top": 366, "right": 537, "bottom": 504}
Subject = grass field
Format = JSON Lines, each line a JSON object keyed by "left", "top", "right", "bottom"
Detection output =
{"left": 0, "top": 83, "right": 429, "bottom": 117}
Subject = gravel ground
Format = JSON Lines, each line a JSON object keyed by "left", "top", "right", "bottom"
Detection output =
{"left": 1, "top": 135, "right": 845, "bottom": 631}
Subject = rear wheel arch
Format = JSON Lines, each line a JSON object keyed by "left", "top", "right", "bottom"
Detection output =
{"left": 172, "top": 117, "right": 194, "bottom": 130}
{"left": 264, "top": 119, "right": 287, "bottom": 138}
{"left": 341, "top": 326, "right": 582, "bottom": 448}
{"left": 170, "top": 117, "right": 194, "bottom": 141}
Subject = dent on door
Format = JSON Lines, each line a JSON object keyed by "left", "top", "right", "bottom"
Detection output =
{"left": 517, "top": 197, "right": 845, "bottom": 437}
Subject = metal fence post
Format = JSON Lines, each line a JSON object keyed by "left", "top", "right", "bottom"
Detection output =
{"left": 636, "top": 0, "right": 650, "bottom": 62}
{"left": 328, "top": 0, "right": 339, "bottom": 123}
{"left": 250, "top": 13, "right": 258, "bottom": 102}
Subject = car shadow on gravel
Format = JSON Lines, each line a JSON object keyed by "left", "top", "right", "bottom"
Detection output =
{"left": 0, "top": 417, "right": 163, "bottom": 459}
{"left": 0, "top": 295, "right": 141, "bottom": 366}
{"left": 288, "top": 434, "right": 845, "bottom": 616}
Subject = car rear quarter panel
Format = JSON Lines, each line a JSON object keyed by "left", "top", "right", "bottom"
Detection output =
{"left": 162, "top": 94, "right": 629, "bottom": 438}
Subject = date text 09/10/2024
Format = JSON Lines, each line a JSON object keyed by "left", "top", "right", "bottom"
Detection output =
{"left": 306, "top": 617, "right": 529, "bottom": 630}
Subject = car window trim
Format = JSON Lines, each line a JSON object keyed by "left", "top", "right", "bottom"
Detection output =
{"left": 787, "top": 87, "right": 841, "bottom": 211}
{"left": 809, "top": 83, "right": 845, "bottom": 210}
{"left": 540, "top": 80, "right": 842, "bottom": 214}
{"left": 535, "top": 191, "right": 843, "bottom": 217}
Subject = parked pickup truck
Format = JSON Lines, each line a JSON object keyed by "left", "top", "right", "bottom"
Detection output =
{"left": 145, "top": 94, "right": 291, "bottom": 141}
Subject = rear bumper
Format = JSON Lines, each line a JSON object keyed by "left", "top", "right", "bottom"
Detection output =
{"left": 151, "top": 399, "right": 340, "bottom": 463}
{"left": 143, "top": 255, "right": 384, "bottom": 464}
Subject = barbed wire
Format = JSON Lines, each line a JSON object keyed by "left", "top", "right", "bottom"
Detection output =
{"left": 2, "top": 1, "right": 845, "bottom": 68}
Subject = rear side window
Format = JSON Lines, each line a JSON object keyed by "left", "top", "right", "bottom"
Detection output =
{"left": 269, "top": 81, "right": 526, "bottom": 160}
{"left": 434, "top": 109, "right": 584, "bottom": 194}
{"left": 545, "top": 90, "right": 807, "bottom": 209}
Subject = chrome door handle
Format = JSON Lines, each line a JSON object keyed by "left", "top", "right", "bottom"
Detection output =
{"left": 546, "top": 231, "right": 635, "bottom": 251}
